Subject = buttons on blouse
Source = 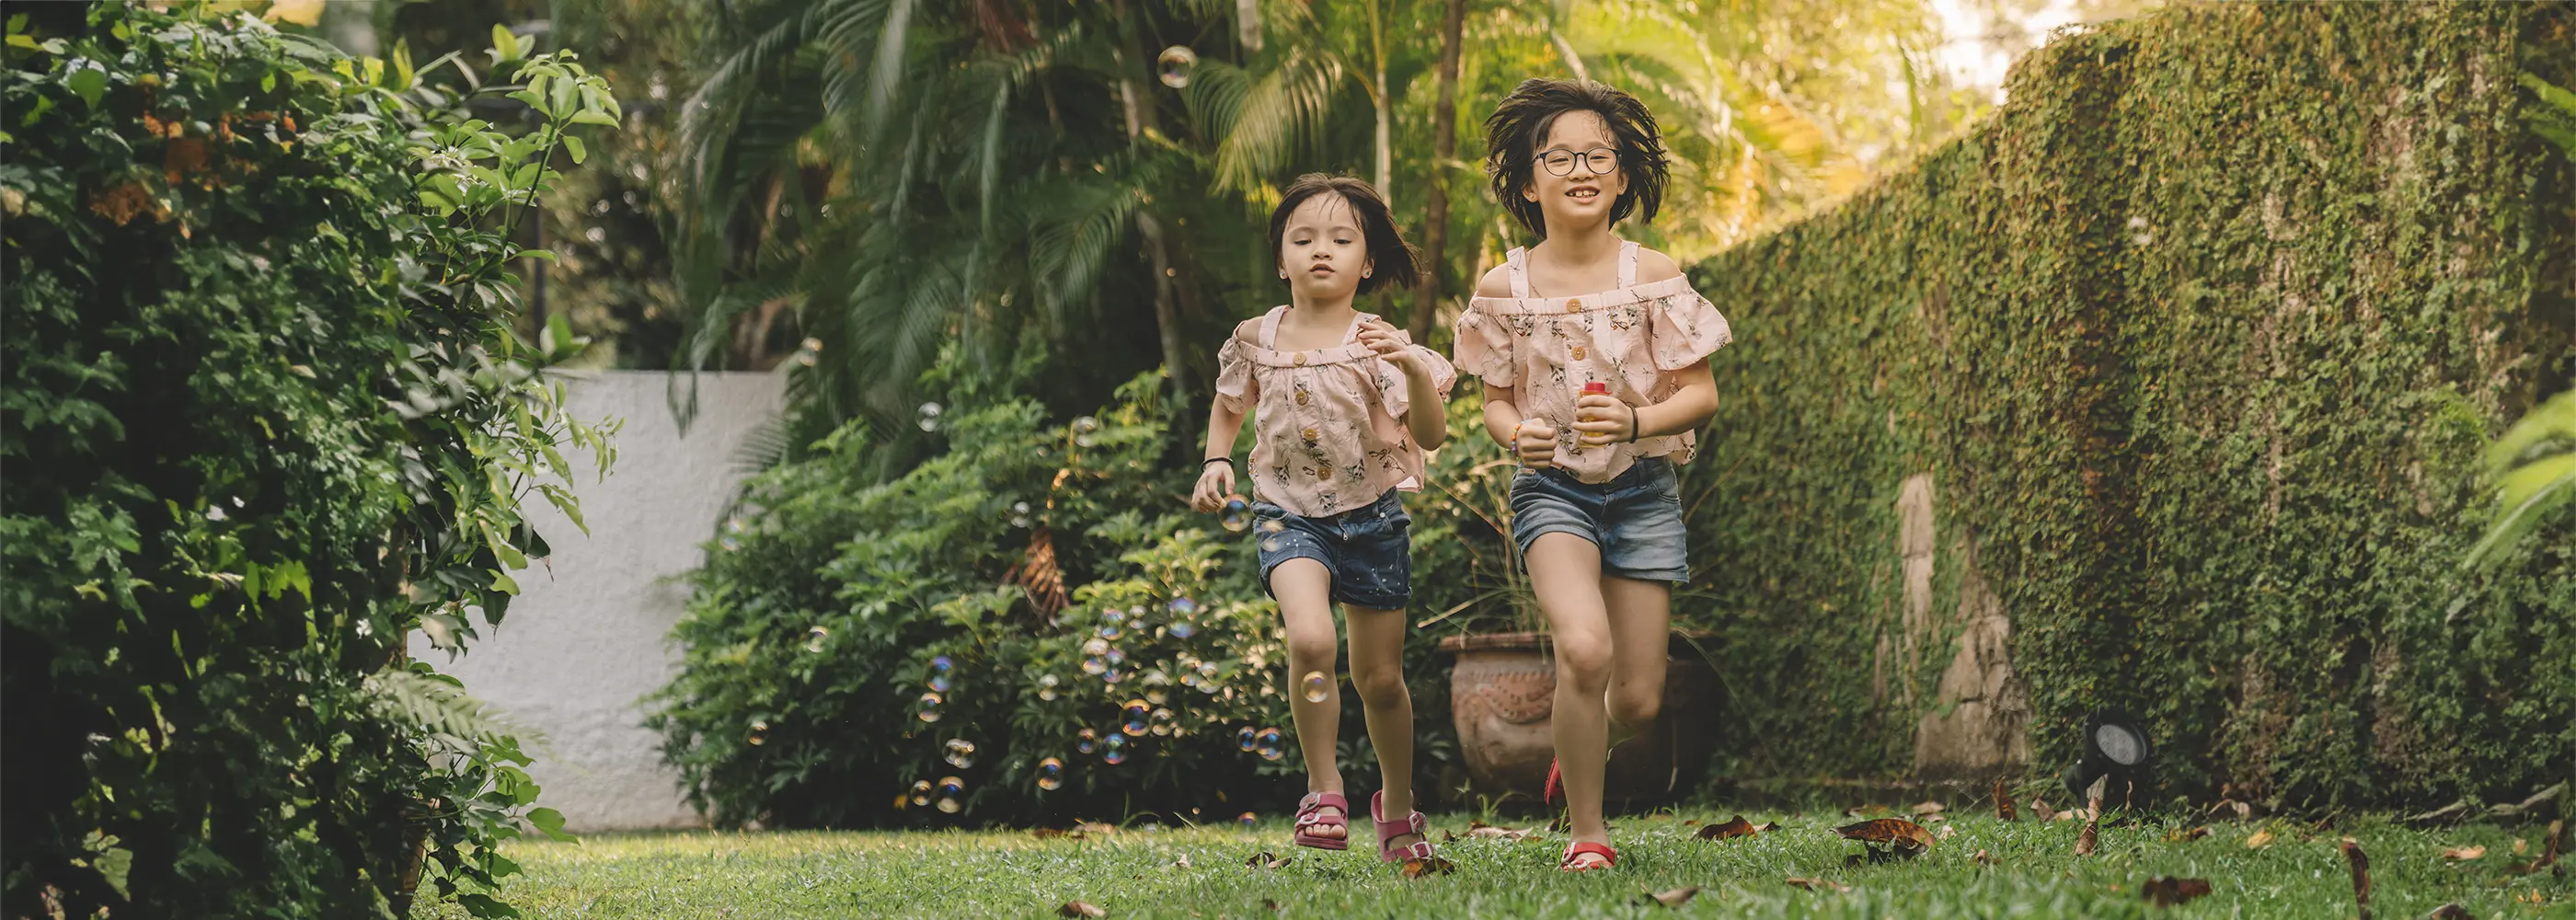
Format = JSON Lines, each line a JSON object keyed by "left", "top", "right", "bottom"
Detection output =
{"left": 1570, "top": 345, "right": 1587, "bottom": 361}
{"left": 1565, "top": 298, "right": 1584, "bottom": 313}
{"left": 1294, "top": 352, "right": 1309, "bottom": 366}
{"left": 1301, "top": 427, "right": 1318, "bottom": 443}
{"left": 1295, "top": 391, "right": 1311, "bottom": 406}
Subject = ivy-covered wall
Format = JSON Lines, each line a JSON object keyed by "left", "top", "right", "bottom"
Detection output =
{"left": 1680, "top": 2, "right": 2573, "bottom": 809}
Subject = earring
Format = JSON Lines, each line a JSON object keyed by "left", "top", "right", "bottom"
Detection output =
{"left": 1363, "top": 270, "right": 1372, "bottom": 278}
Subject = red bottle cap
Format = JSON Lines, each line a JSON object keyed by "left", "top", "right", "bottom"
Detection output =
{"left": 1582, "top": 382, "right": 1609, "bottom": 395}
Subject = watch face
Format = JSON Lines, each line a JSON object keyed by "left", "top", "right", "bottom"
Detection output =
{"left": 2095, "top": 723, "right": 2146, "bottom": 765}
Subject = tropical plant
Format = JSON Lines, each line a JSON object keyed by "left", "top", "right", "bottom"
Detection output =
{"left": 2466, "top": 391, "right": 2576, "bottom": 569}
{"left": 2, "top": 6, "right": 615, "bottom": 917}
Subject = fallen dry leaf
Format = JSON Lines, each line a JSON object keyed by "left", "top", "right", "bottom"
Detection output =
{"left": 2340, "top": 837, "right": 2371, "bottom": 916}
{"left": 2513, "top": 819, "right": 2564, "bottom": 874}
{"left": 2138, "top": 877, "right": 2212, "bottom": 907}
{"left": 1260, "top": 898, "right": 1282, "bottom": 914}
{"left": 1835, "top": 818, "right": 1936, "bottom": 849}
{"left": 2513, "top": 838, "right": 2530, "bottom": 857}
{"left": 1398, "top": 856, "right": 1455, "bottom": 879}
{"left": 2518, "top": 891, "right": 2543, "bottom": 905}
{"left": 1924, "top": 813, "right": 1949, "bottom": 824}
{"left": 2076, "top": 776, "right": 2106, "bottom": 857}
{"left": 1170, "top": 854, "right": 1192, "bottom": 869}
{"left": 1698, "top": 814, "right": 1761, "bottom": 841}
{"left": 2167, "top": 826, "right": 2211, "bottom": 843}
{"left": 1058, "top": 901, "right": 1107, "bottom": 918}
{"left": 1937, "top": 824, "right": 1958, "bottom": 841}
{"left": 1075, "top": 822, "right": 1118, "bottom": 836}
{"left": 1466, "top": 823, "right": 1539, "bottom": 841}
{"left": 1847, "top": 803, "right": 1892, "bottom": 818}
{"left": 2029, "top": 799, "right": 2059, "bottom": 822}
{"left": 1995, "top": 779, "right": 2018, "bottom": 822}
{"left": 2423, "top": 903, "right": 2475, "bottom": 919}
{"left": 1785, "top": 877, "right": 1851, "bottom": 892}
{"left": 1644, "top": 887, "right": 1698, "bottom": 907}
{"left": 1913, "top": 800, "right": 1946, "bottom": 816}
{"left": 1972, "top": 848, "right": 1995, "bottom": 866}
{"left": 1032, "top": 828, "right": 1069, "bottom": 840}
{"left": 2441, "top": 845, "right": 2486, "bottom": 861}
{"left": 2244, "top": 829, "right": 2275, "bottom": 849}
{"left": 1243, "top": 851, "right": 1294, "bottom": 869}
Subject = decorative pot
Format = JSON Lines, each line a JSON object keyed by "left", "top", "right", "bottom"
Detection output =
{"left": 1438, "top": 630, "right": 1721, "bottom": 808}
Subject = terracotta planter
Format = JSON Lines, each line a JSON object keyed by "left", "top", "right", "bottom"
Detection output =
{"left": 1439, "top": 630, "right": 1722, "bottom": 808}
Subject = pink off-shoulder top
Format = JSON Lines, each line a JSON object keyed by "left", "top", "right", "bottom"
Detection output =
{"left": 1213, "top": 307, "right": 1458, "bottom": 519}
{"left": 1453, "top": 241, "right": 1733, "bottom": 484}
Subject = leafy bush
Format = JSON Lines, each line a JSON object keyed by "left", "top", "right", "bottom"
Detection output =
{"left": 2, "top": 7, "right": 616, "bottom": 917}
{"left": 652, "top": 362, "right": 1503, "bottom": 825}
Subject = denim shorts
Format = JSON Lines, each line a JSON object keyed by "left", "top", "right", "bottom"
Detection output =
{"left": 1251, "top": 488, "right": 1412, "bottom": 610}
{"left": 1509, "top": 455, "right": 1690, "bottom": 582}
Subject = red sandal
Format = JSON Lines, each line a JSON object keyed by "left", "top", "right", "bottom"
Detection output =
{"left": 1370, "top": 790, "right": 1436, "bottom": 864}
{"left": 1559, "top": 841, "right": 1617, "bottom": 872}
{"left": 1293, "top": 791, "right": 1351, "bottom": 850}
{"left": 1544, "top": 757, "right": 1563, "bottom": 807}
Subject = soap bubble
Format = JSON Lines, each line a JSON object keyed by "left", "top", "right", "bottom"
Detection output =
{"left": 1237, "top": 811, "right": 1258, "bottom": 828}
{"left": 937, "top": 776, "right": 965, "bottom": 798}
{"left": 1145, "top": 689, "right": 1168, "bottom": 705}
{"left": 916, "top": 692, "right": 944, "bottom": 722}
{"left": 1081, "top": 657, "right": 1108, "bottom": 676}
{"left": 1220, "top": 496, "right": 1251, "bottom": 533}
{"left": 917, "top": 402, "right": 944, "bottom": 432}
{"left": 910, "top": 779, "right": 934, "bottom": 807}
{"left": 1037, "top": 757, "right": 1065, "bottom": 790}
{"left": 1075, "top": 728, "right": 1098, "bottom": 754}
{"left": 1255, "top": 727, "right": 1285, "bottom": 761}
{"left": 1301, "top": 671, "right": 1330, "bottom": 703}
{"left": 1104, "top": 648, "right": 1126, "bottom": 668}
{"left": 1168, "top": 621, "right": 1197, "bottom": 640}
{"left": 1259, "top": 519, "right": 1286, "bottom": 534}
{"left": 1121, "top": 700, "right": 1151, "bottom": 736}
{"left": 1156, "top": 45, "right": 1198, "bottom": 88}
{"left": 943, "top": 739, "right": 977, "bottom": 769}
{"left": 1150, "top": 707, "right": 1174, "bottom": 736}
{"left": 927, "top": 656, "right": 955, "bottom": 693}
{"left": 746, "top": 719, "right": 769, "bottom": 745}
{"left": 1083, "top": 638, "right": 1110, "bottom": 657}
{"left": 1010, "top": 500, "right": 1032, "bottom": 529}
{"left": 719, "top": 535, "right": 742, "bottom": 552}
{"left": 1144, "top": 672, "right": 1170, "bottom": 689}
{"left": 804, "top": 625, "right": 829, "bottom": 653}
{"left": 936, "top": 796, "right": 961, "bottom": 813}
{"left": 1237, "top": 727, "right": 1258, "bottom": 752}
{"left": 1168, "top": 597, "right": 1199, "bottom": 616}
{"left": 1039, "top": 673, "right": 1061, "bottom": 687}
{"left": 1071, "top": 415, "right": 1100, "bottom": 447}
{"left": 1097, "top": 610, "right": 1125, "bottom": 641}
{"left": 1102, "top": 732, "right": 1128, "bottom": 765}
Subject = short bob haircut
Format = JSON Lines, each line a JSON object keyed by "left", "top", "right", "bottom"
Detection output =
{"left": 1482, "top": 78, "right": 1670, "bottom": 240}
{"left": 1268, "top": 173, "right": 1420, "bottom": 296}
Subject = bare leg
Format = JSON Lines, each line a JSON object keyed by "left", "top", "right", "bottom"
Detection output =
{"left": 1600, "top": 575, "right": 1672, "bottom": 749}
{"left": 1345, "top": 603, "right": 1420, "bottom": 851}
{"left": 1527, "top": 533, "right": 1615, "bottom": 862}
{"left": 1271, "top": 558, "right": 1344, "bottom": 839}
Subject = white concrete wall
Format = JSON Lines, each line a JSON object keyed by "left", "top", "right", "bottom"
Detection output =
{"left": 411, "top": 370, "right": 786, "bottom": 832}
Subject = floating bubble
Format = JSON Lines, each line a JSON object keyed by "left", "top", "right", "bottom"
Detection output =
{"left": 1301, "top": 671, "right": 1330, "bottom": 703}
{"left": 1144, "top": 671, "right": 1170, "bottom": 688}
{"left": 1238, "top": 811, "right": 1258, "bottom": 828}
{"left": 917, "top": 402, "right": 945, "bottom": 432}
{"left": 1104, "top": 648, "right": 1126, "bottom": 668}
{"left": 1037, "top": 757, "right": 1065, "bottom": 790}
{"left": 916, "top": 692, "right": 944, "bottom": 722}
{"left": 1156, "top": 45, "right": 1198, "bottom": 88}
{"left": 1096, "top": 617, "right": 1124, "bottom": 642}
{"left": 911, "top": 779, "right": 934, "bottom": 807}
{"left": 1150, "top": 707, "right": 1174, "bottom": 736}
{"left": 726, "top": 516, "right": 747, "bottom": 534}
{"left": 1075, "top": 728, "right": 1098, "bottom": 754}
{"left": 1255, "top": 727, "right": 1285, "bottom": 761}
{"left": 719, "top": 535, "right": 742, "bottom": 552}
{"left": 1010, "top": 500, "right": 1032, "bottom": 529}
{"left": 1259, "top": 519, "right": 1286, "bottom": 534}
{"left": 747, "top": 719, "right": 770, "bottom": 745}
{"left": 1102, "top": 733, "right": 1128, "bottom": 765}
{"left": 944, "top": 739, "right": 978, "bottom": 769}
{"left": 1220, "top": 496, "right": 1251, "bottom": 533}
{"left": 1168, "top": 597, "right": 1199, "bottom": 616}
{"left": 1071, "top": 415, "right": 1100, "bottom": 447}
{"left": 936, "top": 797, "right": 961, "bottom": 813}
{"left": 1039, "top": 673, "right": 1061, "bottom": 687}
{"left": 1237, "top": 727, "right": 1258, "bottom": 752}
{"left": 937, "top": 776, "right": 965, "bottom": 798}
{"left": 1168, "top": 621, "right": 1197, "bottom": 639}
{"left": 1081, "top": 657, "right": 1108, "bottom": 676}
{"left": 1146, "top": 690, "right": 1168, "bottom": 706}
{"left": 1082, "top": 638, "right": 1110, "bottom": 657}
{"left": 1102, "top": 669, "right": 1123, "bottom": 684}
{"left": 1121, "top": 700, "right": 1152, "bottom": 736}
{"left": 1103, "top": 747, "right": 1128, "bottom": 765}
{"left": 804, "top": 625, "right": 829, "bottom": 653}
{"left": 1039, "top": 687, "right": 1059, "bottom": 701}
{"left": 928, "top": 656, "right": 955, "bottom": 693}
{"left": 1180, "top": 673, "right": 1199, "bottom": 689}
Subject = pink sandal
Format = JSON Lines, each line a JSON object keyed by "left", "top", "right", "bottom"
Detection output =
{"left": 1371, "top": 790, "right": 1437, "bottom": 863}
{"left": 1293, "top": 791, "right": 1351, "bottom": 850}
{"left": 1559, "top": 841, "right": 1617, "bottom": 872}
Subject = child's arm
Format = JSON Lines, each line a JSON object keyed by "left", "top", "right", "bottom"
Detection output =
{"left": 1356, "top": 319, "right": 1450, "bottom": 451}
{"left": 1191, "top": 398, "right": 1248, "bottom": 512}
{"left": 1470, "top": 266, "right": 1559, "bottom": 467}
{"left": 1575, "top": 248, "right": 1721, "bottom": 444}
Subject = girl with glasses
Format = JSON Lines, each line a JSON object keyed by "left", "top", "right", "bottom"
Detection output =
{"left": 1453, "top": 78, "right": 1734, "bottom": 872}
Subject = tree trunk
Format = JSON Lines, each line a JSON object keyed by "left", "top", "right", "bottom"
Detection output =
{"left": 1111, "top": 2, "right": 1194, "bottom": 402}
{"left": 1409, "top": 0, "right": 1466, "bottom": 343}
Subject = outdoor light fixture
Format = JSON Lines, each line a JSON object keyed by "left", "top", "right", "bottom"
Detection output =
{"left": 2061, "top": 707, "right": 2154, "bottom": 811}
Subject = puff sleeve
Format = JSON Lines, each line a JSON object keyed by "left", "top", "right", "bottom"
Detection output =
{"left": 1646, "top": 287, "right": 1733, "bottom": 371}
{"left": 1452, "top": 301, "right": 1519, "bottom": 387}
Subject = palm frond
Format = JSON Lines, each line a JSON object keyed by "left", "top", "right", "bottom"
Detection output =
{"left": 367, "top": 667, "right": 540, "bottom": 750}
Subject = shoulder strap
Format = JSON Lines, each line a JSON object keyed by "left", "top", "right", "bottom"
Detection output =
{"left": 1344, "top": 312, "right": 1373, "bottom": 343}
{"left": 1505, "top": 247, "right": 1535, "bottom": 298}
{"left": 1259, "top": 305, "right": 1287, "bottom": 349}
{"left": 1617, "top": 240, "right": 1640, "bottom": 288}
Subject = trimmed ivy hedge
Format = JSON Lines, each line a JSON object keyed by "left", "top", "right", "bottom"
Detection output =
{"left": 1679, "top": 2, "right": 2573, "bottom": 809}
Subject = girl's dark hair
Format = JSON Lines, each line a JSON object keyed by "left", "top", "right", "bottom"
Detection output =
{"left": 1268, "top": 173, "right": 1419, "bottom": 295}
{"left": 1483, "top": 78, "right": 1670, "bottom": 240}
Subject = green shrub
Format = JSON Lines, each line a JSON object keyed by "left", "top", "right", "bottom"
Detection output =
{"left": 2, "top": 7, "right": 617, "bottom": 917}
{"left": 1679, "top": 2, "right": 2573, "bottom": 808}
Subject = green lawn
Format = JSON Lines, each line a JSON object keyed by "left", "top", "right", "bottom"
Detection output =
{"left": 422, "top": 811, "right": 2570, "bottom": 919}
